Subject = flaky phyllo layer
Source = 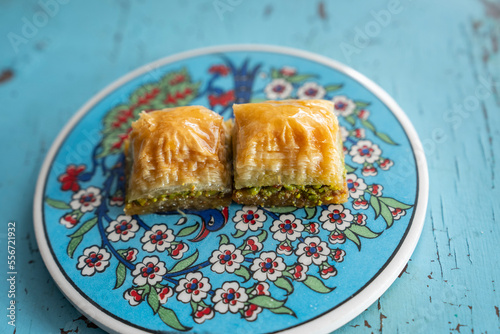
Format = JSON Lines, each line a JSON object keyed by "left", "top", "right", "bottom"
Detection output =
{"left": 232, "top": 99, "right": 347, "bottom": 207}
{"left": 124, "top": 106, "right": 232, "bottom": 214}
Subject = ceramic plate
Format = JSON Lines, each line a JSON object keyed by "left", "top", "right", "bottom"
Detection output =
{"left": 34, "top": 45, "right": 428, "bottom": 334}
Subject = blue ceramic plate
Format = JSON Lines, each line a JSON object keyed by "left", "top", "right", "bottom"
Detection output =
{"left": 34, "top": 45, "right": 428, "bottom": 334}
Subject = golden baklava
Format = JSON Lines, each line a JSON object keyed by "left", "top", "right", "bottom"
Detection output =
{"left": 124, "top": 106, "right": 232, "bottom": 215}
{"left": 232, "top": 99, "right": 347, "bottom": 207}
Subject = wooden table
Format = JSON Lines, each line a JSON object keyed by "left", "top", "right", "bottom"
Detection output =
{"left": 0, "top": 1, "right": 498, "bottom": 333}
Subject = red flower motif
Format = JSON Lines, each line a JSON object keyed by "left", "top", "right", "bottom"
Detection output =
{"left": 209, "top": 64, "right": 230, "bottom": 76}
{"left": 208, "top": 90, "right": 235, "bottom": 107}
{"left": 58, "top": 165, "right": 85, "bottom": 192}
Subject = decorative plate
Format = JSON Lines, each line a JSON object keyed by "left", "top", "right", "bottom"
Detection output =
{"left": 34, "top": 45, "right": 428, "bottom": 334}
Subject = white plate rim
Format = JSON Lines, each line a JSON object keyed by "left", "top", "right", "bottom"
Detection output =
{"left": 33, "top": 44, "right": 429, "bottom": 334}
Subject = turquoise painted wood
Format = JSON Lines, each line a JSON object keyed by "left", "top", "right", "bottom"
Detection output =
{"left": 0, "top": 1, "right": 498, "bottom": 333}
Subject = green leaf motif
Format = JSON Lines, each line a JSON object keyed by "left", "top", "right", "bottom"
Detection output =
{"left": 370, "top": 195, "right": 381, "bottom": 218}
{"left": 302, "top": 275, "right": 335, "bottom": 294}
{"left": 345, "top": 163, "right": 356, "bottom": 173}
{"left": 271, "top": 68, "right": 282, "bottom": 79}
{"left": 46, "top": 198, "right": 71, "bottom": 210}
{"left": 274, "top": 277, "right": 294, "bottom": 295}
{"left": 67, "top": 236, "right": 83, "bottom": 258}
{"left": 361, "top": 119, "right": 376, "bottom": 133}
{"left": 286, "top": 74, "right": 316, "bottom": 83}
{"left": 324, "top": 84, "right": 343, "bottom": 92}
{"left": 257, "top": 230, "right": 268, "bottom": 243}
{"left": 158, "top": 307, "right": 191, "bottom": 331}
{"left": 234, "top": 266, "right": 251, "bottom": 282}
{"left": 177, "top": 222, "right": 199, "bottom": 238}
{"left": 380, "top": 202, "right": 394, "bottom": 228}
{"left": 304, "top": 207, "right": 316, "bottom": 219}
{"left": 344, "top": 115, "right": 356, "bottom": 126}
{"left": 69, "top": 217, "right": 98, "bottom": 238}
{"left": 169, "top": 251, "right": 199, "bottom": 273}
{"left": 219, "top": 234, "right": 229, "bottom": 245}
{"left": 379, "top": 197, "right": 413, "bottom": 210}
{"left": 344, "top": 228, "right": 361, "bottom": 250}
{"left": 248, "top": 295, "right": 285, "bottom": 309}
{"left": 269, "top": 305, "right": 296, "bottom": 317}
{"left": 376, "top": 132, "right": 398, "bottom": 145}
{"left": 265, "top": 206, "right": 296, "bottom": 214}
{"left": 232, "top": 229, "right": 246, "bottom": 238}
{"left": 114, "top": 263, "right": 126, "bottom": 290}
{"left": 148, "top": 288, "right": 160, "bottom": 314}
{"left": 355, "top": 101, "right": 370, "bottom": 108}
{"left": 349, "top": 224, "right": 380, "bottom": 239}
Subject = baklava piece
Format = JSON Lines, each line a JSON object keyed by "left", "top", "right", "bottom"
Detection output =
{"left": 124, "top": 106, "right": 232, "bottom": 215}
{"left": 232, "top": 99, "right": 347, "bottom": 207}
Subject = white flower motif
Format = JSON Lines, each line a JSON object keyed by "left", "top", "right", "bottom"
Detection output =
{"left": 332, "top": 96, "right": 356, "bottom": 117}
{"left": 210, "top": 244, "right": 244, "bottom": 274}
{"left": 212, "top": 281, "right": 248, "bottom": 314}
{"left": 170, "top": 242, "right": 189, "bottom": 259}
{"left": 123, "top": 248, "right": 138, "bottom": 262}
{"left": 353, "top": 213, "right": 367, "bottom": 226}
{"left": 270, "top": 214, "right": 304, "bottom": 241}
{"left": 320, "top": 265, "right": 337, "bottom": 279}
{"left": 132, "top": 256, "right": 167, "bottom": 286}
{"left": 353, "top": 128, "right": 366, "bottom": 139}
{"left": 280, "top": 66, "right": 296, "bottom": 77}
{"left": 141, "top": 224, "right": 175, "bottom": 253}
{"left": 297, "top": 82, "right": 326, "bottom": 99}
{"left": 357, "top": 109, "right": 370, "bottom": 120}
{"left": 276, "top": 242, "right": 293, "bottom": 256}
{"left": 306, "top": 222, "right": 321, "bottom": 234}
{"left": 123, "top": 288, "right": 143, "bottom": 306}
{"left": 244, "top": 236, "right": 263, "bottom": 252}
{"left": 349, "top": 140, "right": 382, "bottom": 164}
{"left": 59, "top": 213, "right": 79, "bottom": 228}
{"left": 319, "top": 204, "right": 353, "bottom": 231}
{"left": 296, "top": 237, "right": 330, "bottom": 266}
{"left": 233, "top": 206, "right": 266, "bottom": 232}
{"left": 370, "top": 184, "right": 384, "bottom": 197}
{"left": 250, "top": 251, "right": 286, "bottom": 282}
{"left": 70, "top": 186, "right": 102, "bottom": 213}
{"left": 379, "top": 158, "right": 394, "bottom": 170}
{"left": 106, "top": 215, "right": 139, "bottom": 242}
{"left": 77, "top": 246, "right": 111, "bottom": 276}
{"left": 176, "top": 272, "right": 211, "bottom": 303}
{"left": 288, "top": 264, "right": 308, "bottom": 281}
{"left": 251, "top": 282, "right": 271, "bottom": 296}
{"left": 329, "top": 231, "right": 347, "bottom": 244}
{"left": 346, "top": 173, "right": 367, "bottom": 199}
{"left": 157, "top": 286, "right": 174, "bottom": 304}
{"left": 332, "top": 249, "right": 346, "bottom": 262}
{"left": 353, "top": 198, "right": 369, "bottom": 210}
{"left": 265, "top": 78, "right": 293, "bottom": 99}
{"left": 389, "top": 207, "right": 407, "bottom": 220}
{"left": 340, "top": 126, "right": 349, "bottom": 142}
{"left": 193, "top": 305, "right": 215, "bottom": 324}
{"left": 362, "top": 165, "right": 378, "bottom": 176}
{"left": 109, "top": 193, "right": 124, "bottom": 206}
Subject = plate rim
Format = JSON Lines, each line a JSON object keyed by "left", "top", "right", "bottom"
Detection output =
{"left": 33, "top": 44, "right": 429, "bottom": 334}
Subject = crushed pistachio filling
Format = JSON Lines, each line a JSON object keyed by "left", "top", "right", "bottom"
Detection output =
{"left": 126, "top": 189, "right": 227, "bottom": 209}
{"left": 234, "top": 184, "right": 342, "bottom": 203}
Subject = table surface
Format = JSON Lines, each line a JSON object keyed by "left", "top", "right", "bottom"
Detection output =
{"left": 1, "top": 1, "right": 499, "bottom": 333}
